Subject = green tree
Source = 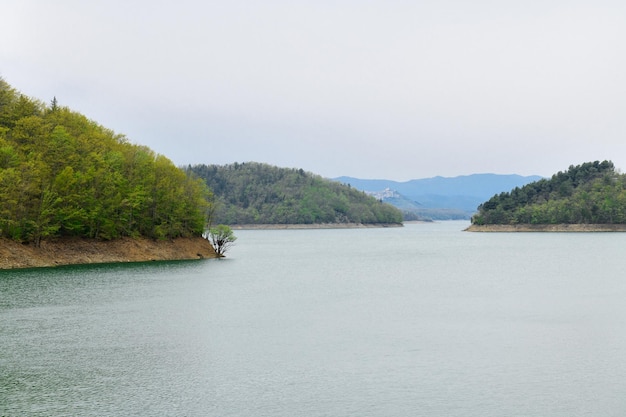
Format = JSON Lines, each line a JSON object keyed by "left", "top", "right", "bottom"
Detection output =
{"left": 0, "top": 79, "right": 214, "bottom": 243}
{"left": 188, "top": 162, "right": 402, "bottom": 226}
{"left": 207, "top": 224, "right": 237, "bottom": 256}
{"left": 472, "top": 161, "right": 624, "bottom": 225}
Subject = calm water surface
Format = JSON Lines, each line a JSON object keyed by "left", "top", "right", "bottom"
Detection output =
{"left": 2, "top": 221, "right": 626, "bottom": 416}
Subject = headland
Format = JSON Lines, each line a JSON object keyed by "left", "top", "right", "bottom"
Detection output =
{"left": 0, "top": 237, "right": 219, "bottom": 270}
{"left": 465, "top": 224, "right": 626, "bottom": 232}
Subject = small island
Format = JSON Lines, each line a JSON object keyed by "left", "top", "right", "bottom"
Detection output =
{"left": 0, "top": 79, "right": 219, "bottom": 269}
{"left": 467, "top": 160, "right": 626, "bottom": 232}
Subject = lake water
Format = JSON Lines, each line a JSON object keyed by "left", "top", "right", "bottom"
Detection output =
{"left": 3, "top": 221, "right": 626, "bottom": 416}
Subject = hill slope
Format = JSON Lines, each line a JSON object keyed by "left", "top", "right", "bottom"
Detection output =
{"left": 334, "top": 174, "right": 543, "bottom": 218}
{"left": 188, "top": 163, "right": 403, "bottom": 226}
{"left": 471, "top": 160, "right": 624, "bottom": 225}
{"left": 0, "top": 78, "right": 211, "bottom": 245}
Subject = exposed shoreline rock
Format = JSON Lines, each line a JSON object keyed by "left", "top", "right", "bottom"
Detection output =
{"left": 465, "top": 224, "right": 626, "bottom": 232}
{"left": 0, "top": 236, "right": 219, "bottom": 270}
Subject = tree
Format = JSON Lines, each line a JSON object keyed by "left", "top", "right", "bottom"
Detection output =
{"left": 0, "top": 79, "right": 213, "bottom": 243}
{"left": 472, "top": 160, "right": 623, "bottom": 225}
{"left": 187, "top": 162, "right": 403, "bottom": 225}
{"left": 207, "top": 224, "right": 237, "bottom": 256}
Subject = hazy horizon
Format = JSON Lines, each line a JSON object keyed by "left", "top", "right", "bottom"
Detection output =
{"left": 2, "top": 1, "right": 625, "bottom": 181}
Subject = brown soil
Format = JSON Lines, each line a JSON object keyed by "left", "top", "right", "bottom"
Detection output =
{"left": 0, "top": 236, "right": 219, "bottom": 270}
{"left": 465, "top": 224, "right": 626, "bottom": 232}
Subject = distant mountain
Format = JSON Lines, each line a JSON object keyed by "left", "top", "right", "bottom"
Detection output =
{"left": 333, "top": 174, "right": 543, "bottom": 219}
{"left": 365, "top": 188, "right": 423, "bottom": 211}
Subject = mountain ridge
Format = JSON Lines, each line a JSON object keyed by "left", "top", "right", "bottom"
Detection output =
{"left": 333, "top": 173, "right": 543, "bottom": 218}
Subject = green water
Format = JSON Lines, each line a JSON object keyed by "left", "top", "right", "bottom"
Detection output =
{"left": 3, "top": 222, "right": 626, "bottom": 416}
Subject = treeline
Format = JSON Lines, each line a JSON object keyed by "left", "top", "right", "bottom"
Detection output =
{"left": 0, "top": 79, "right": 211, "bottom": 244}
{"left": 188, "top": 162, "right": 403, "bottom": 225}
{"left": 403, "top": 208, "right": 465, "bottom": 221}
{"left": 472, "top": 160, "right": 626, "bottom": 225}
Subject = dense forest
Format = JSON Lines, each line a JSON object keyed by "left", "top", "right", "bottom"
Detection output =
{"left": 0, "top": 79, "right": 211, "bottom": 244}
{"left": 471, "top": 161, "right": 626, "bottom": 225}
{"left": 188, "top": 162, "right": 403, "bottom": 225}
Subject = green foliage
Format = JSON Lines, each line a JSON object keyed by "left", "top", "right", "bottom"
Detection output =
{"left": 471, "top": 161, "right": 626, "bottom": 225}
{"left": 188, "top": 162, "right": 403, "bottom": 225}
{"left": 207, "top": 224, "right": 237, "bottom": 256}
{"left": 0, "top": 79, "right": 212, "bottom": 244}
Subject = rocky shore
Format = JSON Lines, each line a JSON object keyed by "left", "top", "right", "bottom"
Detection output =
{"left": 0, "top": 236, "right": 219, "bottom": 270}
{"left": 465, "top": 224, "right": 626, "bottom": 232}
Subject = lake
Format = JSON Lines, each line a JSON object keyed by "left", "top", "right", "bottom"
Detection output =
{"left": 2, "top": 221, "right": 626, "bottom": 416}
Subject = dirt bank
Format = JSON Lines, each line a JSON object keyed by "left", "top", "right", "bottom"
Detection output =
{"left": 465, "top": 224, "right": 626, "bottom": 232}
{"left": 0, "top": 236, "right": 219, "bottom": 270}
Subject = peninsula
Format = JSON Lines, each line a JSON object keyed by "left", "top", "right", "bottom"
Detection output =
{"left": 188, "top": 162, "right": 403, "bottom": 226}
{"left": 465, "top": 224, "right": 626, "bottom": 232}
{"left": 0, "top": 236, "right": 218, "bottom": 269}
{"left": 468, "top": 161, "right": 626, "bottom": 232}
{"left": 0, "top": 79, "right": 217, "bottom": 268}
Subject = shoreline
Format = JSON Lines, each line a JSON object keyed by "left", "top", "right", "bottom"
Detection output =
{"left": 465, "top": 224, "right": 626, "bottom": 232}
{"left": 0, "top": 236, "right": 219, "bottom": 270}
{"left": 230, "top": 222, "right": 404, "bottom": 230}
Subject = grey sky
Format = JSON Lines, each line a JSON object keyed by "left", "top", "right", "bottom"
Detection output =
{"left": 2, "top": 0, "right": 625, "bottom": 180}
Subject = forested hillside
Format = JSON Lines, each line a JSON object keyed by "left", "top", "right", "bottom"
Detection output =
{"left": 188, "top": 163, "right": 403, "bottom": 225}
{"left": 471, "top": 161, "right": 626, "bottom": 225}
{"left": 0, "top": 79, "right": 211, "bottom": 244}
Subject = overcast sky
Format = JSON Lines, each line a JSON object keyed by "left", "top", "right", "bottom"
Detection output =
{"left": 2, "top": 0, "right": 625, "bottom": 180}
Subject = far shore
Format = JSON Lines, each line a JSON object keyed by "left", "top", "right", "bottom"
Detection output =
{"left": 465, "top": 224, "right": 626, "bottom": 232}
{"left": 230, "top": 222, "right": 404, "bottom": 230}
